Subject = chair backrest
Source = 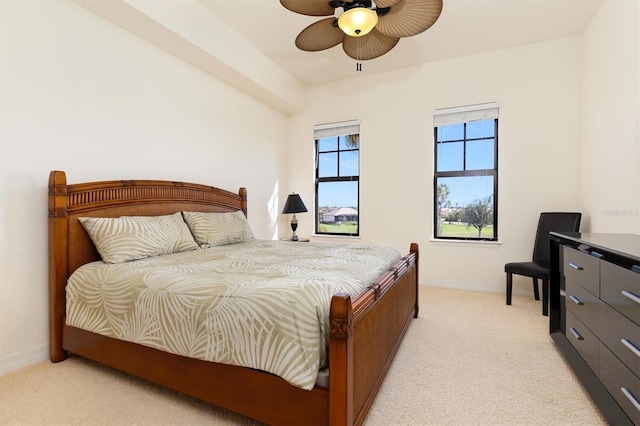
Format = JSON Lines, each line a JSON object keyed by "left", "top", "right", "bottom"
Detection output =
{"left": 532, "top": 212, "right": 582, "bottom": 264}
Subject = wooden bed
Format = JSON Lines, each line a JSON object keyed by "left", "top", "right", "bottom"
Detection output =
{"left": 48, "top": 170, "right": 419, "bottom": 425}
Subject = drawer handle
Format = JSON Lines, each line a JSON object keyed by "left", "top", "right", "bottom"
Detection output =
{"left": 620, "top": 388, "right": 640, "bottom": 412}
{"left": 621, "top": 290, "right": 640, "bottom": 306}
{"left": 568, "top": 262, "right": 584, "bottom": 271}
{"left": 569, "top": 327, "right": 584, "bottom": 340}
{"left": 569, "top": 295, "right": 584, "bottom": 306}
{"left": 590, "top": 251, "right": 603, "bottom": 259}
{"left": 621, "top": 339, "right": 640, "bottom": 359}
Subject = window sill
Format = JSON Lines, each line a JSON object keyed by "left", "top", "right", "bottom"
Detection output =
{"left": 312, "top": 234, "right": 361, "bottom": 240}
{"left": 429, "top": 238, "right": 502, "bottom": 248}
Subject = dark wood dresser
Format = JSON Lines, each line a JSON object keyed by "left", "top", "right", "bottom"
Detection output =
{"left": 549, "top": 232, "right": 640, "bottom": 425}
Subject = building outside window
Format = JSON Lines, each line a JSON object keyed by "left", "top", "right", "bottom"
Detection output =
{"left": 433, "top": 103, "right": 499, "bottom": 240}
{"left": 314, "top": 120, "right": 360, "bottom": 236}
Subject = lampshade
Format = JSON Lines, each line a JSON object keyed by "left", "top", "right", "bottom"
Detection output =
{"left": 282, "top": 193, "right": 308, "bottom": 214}
{"left": 338, "top": 7, "right": 378, "bottom": 37}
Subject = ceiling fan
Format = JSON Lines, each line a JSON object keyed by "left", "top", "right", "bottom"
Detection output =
{"left": 280, "top": 0, "right": 443, "bottom": 61}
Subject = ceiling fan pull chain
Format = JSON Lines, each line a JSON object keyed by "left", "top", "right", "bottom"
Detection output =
{"left": 356, "top": 37, "right": 362, "bottom": 71}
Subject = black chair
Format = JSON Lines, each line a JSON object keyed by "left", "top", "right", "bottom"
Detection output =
{"left": 505, "top": 212, "right": 581, "bottom": 316}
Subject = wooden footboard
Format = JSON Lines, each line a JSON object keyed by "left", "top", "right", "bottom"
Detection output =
{"left": 48, "top": 170, "right": 419, "bottom": 425}
{"left": 329, "top": 243, "right": 419, "bottom": 425}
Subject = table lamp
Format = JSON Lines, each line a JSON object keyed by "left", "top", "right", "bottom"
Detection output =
{"left": 282, "top": 193, "right": 307, "bottom": 241}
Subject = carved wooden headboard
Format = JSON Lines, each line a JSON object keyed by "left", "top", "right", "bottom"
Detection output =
{"left": 47, "top": 170, "right": 247, "bottom": 359}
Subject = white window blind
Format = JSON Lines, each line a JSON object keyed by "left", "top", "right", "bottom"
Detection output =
{"left": 313, "top": 119, "right": 360, "bottom": 139}
{"left": 433, "top": 102, "right": 499, "bottom": 126}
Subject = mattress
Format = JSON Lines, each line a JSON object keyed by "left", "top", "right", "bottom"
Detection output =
{"left": 66, "top": 239, "right": 401, "bottom": 390}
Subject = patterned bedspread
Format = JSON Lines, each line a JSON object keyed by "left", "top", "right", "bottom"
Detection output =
{"left": 66, "top": 240, "right": 401, "bottom": 390}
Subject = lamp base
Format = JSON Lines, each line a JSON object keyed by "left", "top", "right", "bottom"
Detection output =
{"left": 290, "top": 215, "right": 299, "bottom": 241}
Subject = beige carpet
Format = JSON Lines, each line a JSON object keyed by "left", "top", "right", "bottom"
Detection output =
{"left": 0, "top": 286, "right": 606, "bottom": 425}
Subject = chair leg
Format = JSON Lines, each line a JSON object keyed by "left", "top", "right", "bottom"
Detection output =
{"left": 532, "top": 278, "right": 540, "bottom": 301}
{"left": 506, "top": 273, "right": 512, "bottom": 305}
{"left": 542, "top": 278, "right": 549, "bottom": 316}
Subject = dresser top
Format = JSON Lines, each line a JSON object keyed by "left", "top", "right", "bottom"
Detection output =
{"left": 551, "top": 232, "right": 640, "bottom": 269}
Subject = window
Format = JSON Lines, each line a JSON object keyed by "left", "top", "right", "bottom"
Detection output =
{"left": 434, "top": 103, "right": 498, "bottom": 240}
{"left": 314, "top": 120, "right": 360, "bottom": 236}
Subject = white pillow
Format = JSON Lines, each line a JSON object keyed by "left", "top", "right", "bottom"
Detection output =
{"left": 182, "top": 210, "right": 255, "bottom": 248}
{"left": 78, "top": 212, "right": 199, "bottom": 263}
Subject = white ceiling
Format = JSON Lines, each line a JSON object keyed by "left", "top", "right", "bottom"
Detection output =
{"left": 198, "top": 0, "right": 603, "bottom": 87}
{"left": 72, "top": 0, "right": 603, "bottom": 114}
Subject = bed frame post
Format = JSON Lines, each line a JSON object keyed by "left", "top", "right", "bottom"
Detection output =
{"left": 329, "top": 293, "right": 354, "bottom": 425}
{"left": 48, "top": 170, "right": 69, "bottom": 362}
{"left": 411, "top": 242, "right": 419, "bottom": 318}
{"left": 239, "top": 187, "right": 247, "bottom": 218}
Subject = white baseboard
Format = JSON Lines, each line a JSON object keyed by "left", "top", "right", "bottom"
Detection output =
{"left": 0, "top": 343, "right": 49, "bottom": 377}
{"left": 420, "top": 279, "right": 532, "bottom": 296}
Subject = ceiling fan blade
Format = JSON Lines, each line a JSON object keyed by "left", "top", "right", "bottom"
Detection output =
{"left": 375, "top": 0, "right": 443, "bottom": 38}
{"left": 342, "top": 29, "right": 399, "bottom": 60}
{"left": 280, "top": 0, "right": 336, "bottom": 16}
{"left": 373, "top": 0, "right": 403, "bottom": 8}
{"left": 295, "top": 18, "right": 345, "bottom": 51}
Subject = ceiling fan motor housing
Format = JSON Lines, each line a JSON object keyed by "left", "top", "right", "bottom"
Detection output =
{"left": 328, "top": 1, "right": 374, "bottom": 10}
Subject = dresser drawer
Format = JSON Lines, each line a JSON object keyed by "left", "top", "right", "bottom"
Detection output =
{"left": 600, "top": 344, "right": 640, "bottom": 425}
{"left": 600, "top": 303, "right": 640, "bottom": 378}
{"left": 601, "top": 261, "right": 640, "bottom": 326}
{"left": 565, "top": 310, "right": 599, "bottom": 375}
{"left": 565, "top": 278, "right": 602, "bottom": 334}
{"left": 563, "top": 246, "right": 600, "bottom": 296}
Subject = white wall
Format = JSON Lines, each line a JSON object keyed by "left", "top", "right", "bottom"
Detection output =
{"left": 580, "top": 0, "right": 640, "bottom": 234}
{"left": 287, "top": 37, "right": 584, "bottom": 293}
{"left": 0, "top": 1, "right": 287, "bottom": 373}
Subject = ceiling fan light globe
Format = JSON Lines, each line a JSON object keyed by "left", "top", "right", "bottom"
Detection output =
{"left": 338, "top": 7, "right": 378, "bottom": 37}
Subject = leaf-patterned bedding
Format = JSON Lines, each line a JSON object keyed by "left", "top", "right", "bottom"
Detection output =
{"left": 66, "top": 240, "right": 401, "bottom": 390}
